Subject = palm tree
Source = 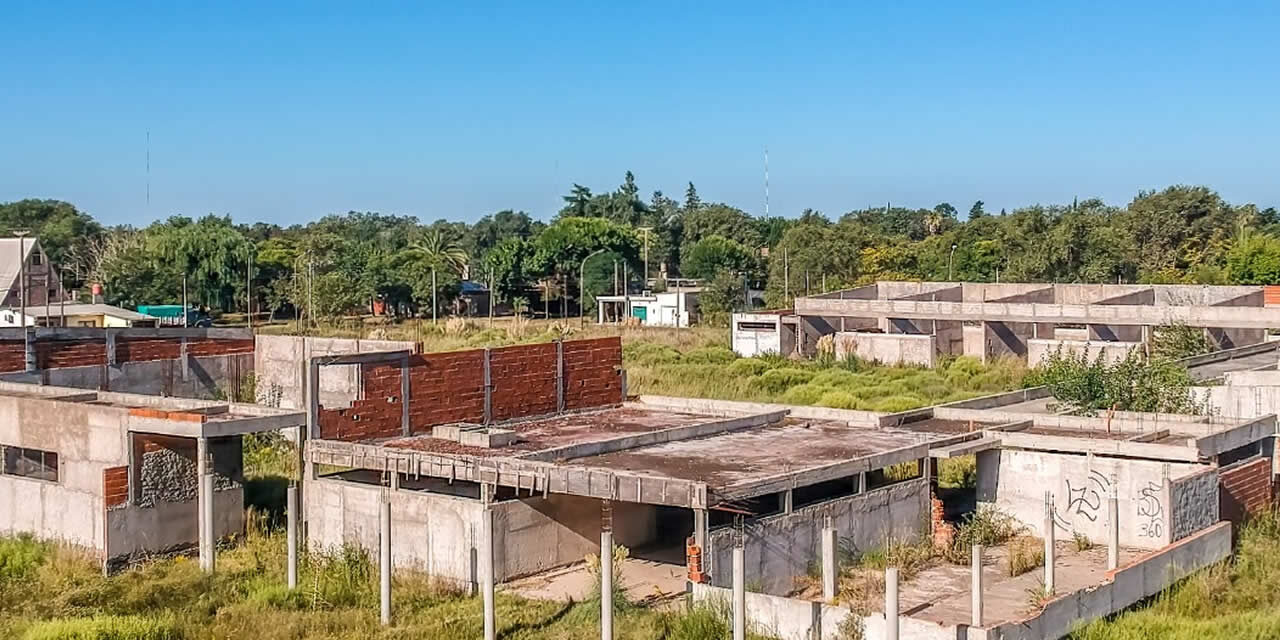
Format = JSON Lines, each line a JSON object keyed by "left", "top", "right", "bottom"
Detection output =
{"left": 409, "top": 230, "right": 468, "bottom": 323}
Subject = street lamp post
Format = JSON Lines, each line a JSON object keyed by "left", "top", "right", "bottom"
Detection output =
{"left": 580, "top": 249, "right": 607, "bottom": 327}
{"left": 948, "top": 244, "right": 958, "bottom": 280}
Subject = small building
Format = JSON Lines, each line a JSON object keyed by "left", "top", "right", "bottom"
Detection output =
{"left": 0, "top": 381, "right": 303, "bottom": 570}
{"left": 596, "top": 289, "right": 700, "bottom": 327}
{"left": 0, "top": 236, "right": 66, "bottom": 308}
{"left": 0, "top": 304, "right": 159, "bottom": 328}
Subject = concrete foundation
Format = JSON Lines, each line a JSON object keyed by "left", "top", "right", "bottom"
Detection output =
{"left": 833, "top": 332, "right": 936, "bottom": 367}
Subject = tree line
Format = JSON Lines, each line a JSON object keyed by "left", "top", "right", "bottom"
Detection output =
{"left": 2, "top": 176, "right": 1279, "bottom": 323}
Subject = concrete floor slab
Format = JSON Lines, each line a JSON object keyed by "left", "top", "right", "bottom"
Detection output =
{"left": 505, "top": 558, "right": 688, "bottom": 605}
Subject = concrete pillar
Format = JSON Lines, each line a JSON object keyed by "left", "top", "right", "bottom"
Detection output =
{"left": 732, "top": 545, "right": 745, "bottom": 640}
{"left": 1108, "top": 490, "right": 1120, "bottom": 571}
{"left": 286, "top": 484, "right": 298, "bottom": 589}
{"left": 1044, "top": 492, "right": 1055, "bottom": 594}
{"left": 693, "top": 508, "right": 708, "bottom": 549}
{"left": 971, "top": 545, "right": 983, "bottom": 627}
{"left": 200, "top": 472, "right": 215, "bottom": 573}
{"left": 821, "top": 526, "right": 837, "bottom": 601}
{"left": 482, "top": 507, "right": 496, "bottom": 640}
{"left": 782, "top": 489, "right": 794, "bottom": 514}
{"left": 380, "top": 498, "right": 392, "bottom": 626}
{"left": 885, "top": 567, "right": 899, "bottom": 640}
{"left": 600, "top": 529, "right": 613, "bottom": 640}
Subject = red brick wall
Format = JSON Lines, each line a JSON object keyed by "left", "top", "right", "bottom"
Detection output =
{"left": 1219, "top": 457, "right": 1273, "bottom": 524}
{"left": 35, "top": 339, "right": 105, "bottom": 369}
{"left": 317, "top": 337, "right": 624, "bottom": 442}
{"left": 103, "top": 466, "right": 129, "bottom": 508}
{"left": 0, "top": 335, "right": 255, "bottom": 371}
{"left": 490, "top": 342, "right": 558, "bottom": 421}
{"left": 562, "top": 337, "right": 625, "bottom": 411}
{"left": 117, "top": 337, "right": 181, "bottom": 362}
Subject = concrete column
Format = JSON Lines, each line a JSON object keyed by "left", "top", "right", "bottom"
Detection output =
{"left": 971, "top": 545, "right": 983, "bottom": 627}
{"left": 1044, "top": 492, "right": 1055, "bottom": 594}
{"left": 196, "top": 437, "right": 211, "bottom": 572}
{"left": 600, "top": 529, "right": 613, "bottom": 640}
{"left": 732, "top": 545, "right": 745, "bottom": 640}
{"left": 399, "top": 354, "right": 411, "bottom": 437}
{"left": 692, "top": 508, "right": 708, "bottom": 549}
{"left": 885, "top": 567, "right": 899, "bottom": 640}
{"left": 482, "top": 507, "right": 496, "bottom": 640}
{"left": 380, "top": 498, "right": 392, "bottom": 626}
{"left": 821, "top": 526, "right": 837, "bottom": 601}
{"left": 286, "top": 484, "right": 298, "bottom": 589}
{"left": 1108, "top": 490, "right": 1120, "bottom": 571}
{"left": 200, "top": 472, "right": 215, "bottom": 573}
{"left": 782, "top": 489, "right": 794, "bottom": 514}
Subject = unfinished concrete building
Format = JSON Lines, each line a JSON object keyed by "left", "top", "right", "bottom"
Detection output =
{"left": 733, "top": 281, "right": 1278, "bottom": 366}
{"left": 0, "top": 381, "right": 302, "bottom": 569}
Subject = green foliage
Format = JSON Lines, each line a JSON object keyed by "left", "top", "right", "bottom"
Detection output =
{"left": 1150, "top": 323, "right": 1214, "bottom": 360}
{"left": 1227, "top": 230, "right": 1280, "bottom": 284}
{"left": 943, "top": 505, "right": 1026, "bottom": 564}
{"left": 0, "top": 535, "right": 48, "bottom": 583}
{"left": 22, "top": 615, "right": 182, "bottom": 640}
{"left": 622, "top": 341, "right": 682, "bottom": 366}
{"left": 697, "top": 270, "right": 751, "bottom": 326}
{"left": 682, "top": 346, "right": 737, "bottom": 365}
{"left": 1025, "top": 348, "right": 1201, "bottom": 414}
{"left": 680, "top": 235, "right": 755, "bottom": 281}
{"left": 752, "top": 368, "right": 816, "bottom": 392}
{"left": 938, "top": 456, "right": 977, "bottom": 489}
{"left": 727, "top": 358, "right": 770, "bottom": 377}
{"left": 1006, "top": 536, "right": 1044, "bottom": 577}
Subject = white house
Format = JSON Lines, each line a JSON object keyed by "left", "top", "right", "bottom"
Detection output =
{"left": 596, "top": 289, "right": 700, "bottom": 328}
{"left": 0, "top": 304, "right": 159, "bottom": 328}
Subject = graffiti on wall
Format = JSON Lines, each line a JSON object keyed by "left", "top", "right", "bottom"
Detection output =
{"left": 1054, "top": 469, "right": 1110, "bottom": 529}
{"left": 1136, "top": 479, "right": 1165, "bottom": 538}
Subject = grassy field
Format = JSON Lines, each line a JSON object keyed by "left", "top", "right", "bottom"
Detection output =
{"left": 0, "top": 517, "right": 772, "bottom": 640}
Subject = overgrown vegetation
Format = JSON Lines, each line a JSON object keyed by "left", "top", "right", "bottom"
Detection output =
{"left": 941, "top": 505, "right": 1027, "bottom": 564}
{"left": 937, "top": 456, "right": 977, "bottom": 489}
{"left": 0, "top": 517, "right": 777, "bottom": 640}
{"left": 625, "top": 339, "right": 1027, "bottom": 412}
{"left": 1006, "top": 536, "right": 1045, "bottom": 577}
{"left": 1025, "top": 348, "right": 1202, "bottom": 415}
{"left": 1071, "top": 510, "right": 1280, "bottom": 640}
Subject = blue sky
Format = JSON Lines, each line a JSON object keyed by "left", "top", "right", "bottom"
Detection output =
{"left": 2, "top": 1, "right": 1277, "bottom": 226}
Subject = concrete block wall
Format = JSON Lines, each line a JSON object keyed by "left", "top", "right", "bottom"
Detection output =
{"left": 977, "top": 449, "right": 1210, "bottom": 549}
{"left": 833, "top": 331, "right": 936, "bottom": 366}
{"left": 1168, "top": 467, "right": 1219, "bottom": 542}
{"left": 317, "top": 337, "right": 624, "bottom": 441}
{"left": 1027, "top": 339, "right": 1141, "bottom": 367}
{"left": 707, "top": 479, "right": 929, "bottom": 595}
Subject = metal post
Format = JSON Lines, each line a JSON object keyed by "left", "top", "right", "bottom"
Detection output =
{"left": 821, "top": 525, "right": 837, "bottom": 601}
{"left": 732, "top": 544, "right": 745, "bottom": 640}
{"left": 971, "top": 545, "right": 983, "bottom": 627}
{"left": 287, "top": 484, "right": 298, "bottom": 589}
{"left": 1044, "top": 492, "right": 1055, "bottom": 594}
{"left": 431, "top": 268, "right": 437, "bottom": 325}
{"left": 885, "top": 567, "right": 899, "bottom": 640}
{"left": 1108, "top": 488, "right": 1120, "bottom": 571}
{"left": 380, "top": 497, "right": 392, "bottom": 626}
{"left": 600, "top": 529, "right": 613, "bottom": 639}
{"left": 182, "top": 274, "right": 188, "bottom": 327}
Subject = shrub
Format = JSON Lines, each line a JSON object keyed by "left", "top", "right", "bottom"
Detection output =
{"left": 780, "top": 384, "right": 829, "bottom": 405}
{"left": 752, "top": 368, "right": 815, "bottom": 392}
{"left": 944, "top": 505, "right": 1025, "bottom": 564}
{"left": 817, "top": 390, "right": 861, "bottom": 410}
{"left": 810, "top": 369, "right": 863, "bottom": 388}
{"left": 22, "top": 615, "right": 183, "bottom": 640}
{"left": 870, "top": 395, "right": 927, "bottom": 412}
{"left": 948, "top": 356, "right": 984, "bottom": 376}
{"left": 1073, "top": 531, "right": 1095, "bottom": 551}
{"left": 727, "top": 358, "right": 770, "bottom": 377}
{"left": 0, "top": 534, "right": 48, "bottom": 583}
{"left": 682, "top": 346, "right": 738, "bottom": 365}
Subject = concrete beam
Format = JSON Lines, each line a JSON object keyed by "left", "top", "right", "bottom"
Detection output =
{"left": 0, "top": 327, "right": 254, "bottom": 341}
{"left": 793, "top": 297, "right": 1280, "bottom": 330}
{"left": 930, "top": 436, "right": 1002, "bottom": 459}
{"left": 991, "top": 430, "right": 1203, "bottom": 462}
{"left": 1195, "top": 414, "right": 1278, "bottom": 457}
{"left": 313, "top": 349, "right": 413, "bottom": 366}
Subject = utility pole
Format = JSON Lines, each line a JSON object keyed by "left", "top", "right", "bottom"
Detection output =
{"left": 59, "top": 267, "right": 66, "bottom": 327}
{"left": 431, "top": 267, "right": 438, "bottom": 325}
{"left": 246, "top": 248, "right": 254, "bottom": 329}
{"left": 637, "top": 226, "right": 652, "bottom": 288}
{"left": 782, "top": 246, "right": 789, "bottom": 307}
{"left": 182, "top": 274, "right": 189, "bottom": 327}
{"left": 308, "top": 258, "right": 314, "bottom": 333}
{"left": 580, "top": 249, "right": 606, "bottom": 327}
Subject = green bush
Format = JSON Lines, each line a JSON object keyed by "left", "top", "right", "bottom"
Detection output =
{"left": 22, "top": 615, "right": 183, "bottom": 640}
{"left": 682, "top": 347, "right": 737, "bottom": 365}
{"left": 938, "top": 456, "right": 977, "bottom": 489}
{"left": 817, "top": 390, "right": 861, "bottom": 410}
{"left": 809, "top": 369, "right": 863, "bottom": 388}
{"left": 871, "top": 395, "right": 927, "bottom": 412}
{"left": 752, "top": 368, "right": 815, "bottom": 392}
{"left": 0, "top": 534, "right": 48, "bottom": 583}
{"left": 727, "top": 358, "right": 770, "bottom": 377}
{"left": 948, "top": 355, "right": 984, "bottom": 376}
{"left": 780, "top": 384, "right": 829, "bottom": 405}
